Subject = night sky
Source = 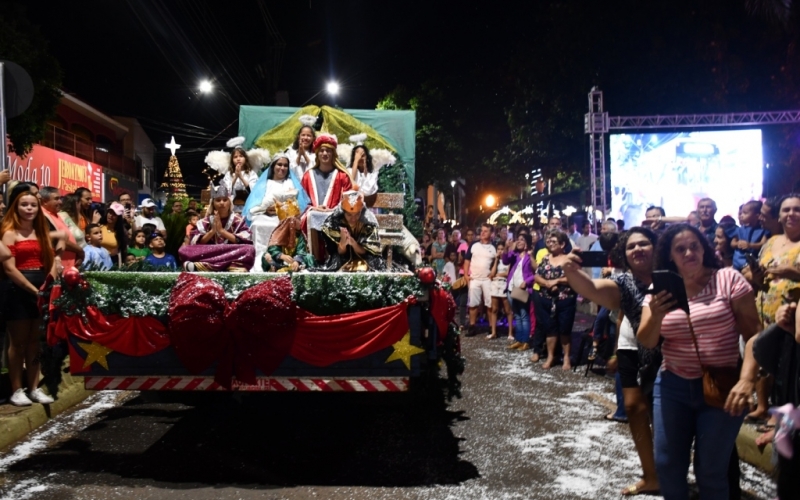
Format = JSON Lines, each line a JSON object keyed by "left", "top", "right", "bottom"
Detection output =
{"left": 5, "top": 0, "right": 800, "bottom": 197}
{"left": 9, "top": 0, "right": 513, "bottom": 187}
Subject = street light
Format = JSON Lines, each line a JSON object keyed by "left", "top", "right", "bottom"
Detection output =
{"left": 485, "top": 194, "right": 496, "bottom": 208}
{"left": 199, "top": 80, "right": 213, "bottom": 93}
{"left": 326, "top": 81, "right": 340, "bottom": 95}
{"left": 450, "top": 180, "right": 456, "bottom": 221}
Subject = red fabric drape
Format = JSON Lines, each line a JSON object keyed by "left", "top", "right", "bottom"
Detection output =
{"left": 430, "top": 286, "right": 456, "bottom": 342}
{"left": 53, "top": 272, "right": 415, "bottom": 387}
{"left": 290, "top": 301, "right": 410, "bottom": 367}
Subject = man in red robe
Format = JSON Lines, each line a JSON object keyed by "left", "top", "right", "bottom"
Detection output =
{"left": 300, "top": 134, "right": 353, "bottom": 259}
{"left": 300, "top": 134, "right": 353, "bottom": 211}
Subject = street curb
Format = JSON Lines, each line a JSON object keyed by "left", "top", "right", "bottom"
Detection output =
{"left": 0, "top": 375, "right": 93, "bottom": 452}
{"left": 736, "top": 424, "right": 775, "bottom": 475}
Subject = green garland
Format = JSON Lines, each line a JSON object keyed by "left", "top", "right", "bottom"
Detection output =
{"left": 441, "top": 323, "right": 466, "bottom": 400}
{"left": 82, "top": 272, "right": 421, "bottom": 317}
{"left": 378, "top": 162, "right": 423, "bottom": 238}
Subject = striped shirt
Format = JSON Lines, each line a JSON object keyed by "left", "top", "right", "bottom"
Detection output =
{"left": 642, "top": 268, "right": 751, "bottom": 379}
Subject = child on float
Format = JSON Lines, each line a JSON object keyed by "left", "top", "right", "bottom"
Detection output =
{"left": 2, "top": 189, "right": 61, "bottom": 406}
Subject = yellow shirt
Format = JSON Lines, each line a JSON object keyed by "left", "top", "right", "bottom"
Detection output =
{"left": 532, "top": 248, "right": 549, "bottom": 291}
{"left": 101, "top": 225, "right": 118, "bottom": 255}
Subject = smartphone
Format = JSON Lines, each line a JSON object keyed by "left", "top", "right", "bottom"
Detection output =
{"left": 580, "top": 251, "right": 608, "bottom": 268}
{"left": 649, "top": 270, "right": 690, "bottom": 314}
{"left": 744, "top": 252, "right": 759, "bottom": 270}
{"left": 124, "top": 202, "right": 132, "bottom": 210}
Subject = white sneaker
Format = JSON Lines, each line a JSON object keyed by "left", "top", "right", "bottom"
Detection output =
{"left": 28, "top": 388, "right": 54, "bottom": 404}
{"left": 10, "top": 388, "right": 33, "bottom": 406}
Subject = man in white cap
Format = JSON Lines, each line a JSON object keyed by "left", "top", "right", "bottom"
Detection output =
{"left": 134, "top": 198, "right": 166, "bottom": 238}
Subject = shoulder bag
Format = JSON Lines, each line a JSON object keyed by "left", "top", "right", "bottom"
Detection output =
{"left": 687, "top": 316, "right": 739, "bottom": 409}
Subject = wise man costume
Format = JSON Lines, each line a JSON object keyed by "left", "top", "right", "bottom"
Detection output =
{"left": 263, "top": 191, "right": 315, "bottom": 272}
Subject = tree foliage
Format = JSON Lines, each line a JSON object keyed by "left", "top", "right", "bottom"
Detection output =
{"left": 0, "top": 3, "right": 63, "bottom": 156}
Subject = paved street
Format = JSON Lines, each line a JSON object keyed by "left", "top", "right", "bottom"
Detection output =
{"left": 0, "top": 335, "right": 777, "bottom": 500}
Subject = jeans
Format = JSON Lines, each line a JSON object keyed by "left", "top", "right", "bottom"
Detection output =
{"left": 508, "top": 291, "right": 530, "bottom": 343}
{"left": 592, "top": 307, "right": 611, "bottom": 342}
{"left": 653, "top": 370, "right": 744, "bottom": 500}
{"left": 451, "top": 289, "right": 467, "bottom": 327}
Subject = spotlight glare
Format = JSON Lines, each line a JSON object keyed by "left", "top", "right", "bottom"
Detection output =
{"left": 326, "top": 81, "right": 340, "bottom": 95}
{"left": 199, "top": 80, "right": 213, "bottom": 93}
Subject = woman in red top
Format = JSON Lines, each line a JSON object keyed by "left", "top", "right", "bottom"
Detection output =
{"left": 2, "top": 190, "right": 61, "bottom": 407}
{"left": 638, "top": 223, "right": 760, "bottom": 499}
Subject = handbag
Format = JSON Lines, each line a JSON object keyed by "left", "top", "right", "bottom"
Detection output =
{"left": 687, "top": 316, "right": 739, "bottom": 409}
{"left": 510, "top": 285, "right": 529, "bottom": 303}
{"left": 451, "top": 277, "right": 467, "bottom": 290}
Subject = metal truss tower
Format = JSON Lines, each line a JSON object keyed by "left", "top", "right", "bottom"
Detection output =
{"left": 584, "top": 89, "right": 800, "bottom": 218}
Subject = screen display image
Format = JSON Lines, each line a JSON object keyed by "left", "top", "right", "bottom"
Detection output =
{"left": 609, "top": 129, "right": 763, "bottom": 229}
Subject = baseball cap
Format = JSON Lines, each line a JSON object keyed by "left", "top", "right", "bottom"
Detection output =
{"left": 139, "top": 198, "right": 157, "bottom": 208}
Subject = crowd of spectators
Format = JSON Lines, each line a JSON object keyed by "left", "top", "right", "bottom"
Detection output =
{"left": 422, "top": 193, "right": 800, "bottom": 499}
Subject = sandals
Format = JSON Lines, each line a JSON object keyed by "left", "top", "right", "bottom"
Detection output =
{"left": 621, "top": 484, "right": 660, "bottom": 496}
{"left": 755, "top": 423, "right": 775, "bottom": 433}
{"left": 486, "top": 333, "right": 497, "bottom": 340}
{"left": 604, "top": 413, "right": 628, "bottom": 423}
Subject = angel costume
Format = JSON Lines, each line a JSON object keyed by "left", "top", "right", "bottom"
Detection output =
{"left": 287, "top": 147, "right": 315, "bottom": 183}
{"left": 242, "top": 153, "right": 310, "bottom": 272}
{"left": 221, "top": 168, "right": 258, "bottom": 214}
{"left": 179, "top": 189, "right": 255, "bottom": 272}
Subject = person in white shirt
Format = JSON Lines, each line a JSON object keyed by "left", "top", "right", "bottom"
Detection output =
{"left": 568, "top": 222, "right": 581, "bottom": 244}
{"left": 349, "top": 145, "right": 379, "bottom": 197}
{"left": 576, "top": 221, "right": 599, "bottom": 251}
{"left": 463, "top": 223, "right": 497, "bottom": 336}
{"left": 134, "top": 198, "right": 166, "bottom": 238}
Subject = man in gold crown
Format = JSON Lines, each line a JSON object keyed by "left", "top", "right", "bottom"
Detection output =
{"left": 263, "top": 192, "right": 315, "bottom": 272}
{"left": 319, "top": 190, "right": 386, "bottom": 272}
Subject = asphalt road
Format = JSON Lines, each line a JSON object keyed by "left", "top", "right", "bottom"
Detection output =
{"left": 0, "top": 335, "right": 777, "bottom": 500}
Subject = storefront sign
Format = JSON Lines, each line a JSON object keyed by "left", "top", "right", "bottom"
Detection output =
{"left": 6, "top": 144, "right": 103, "bottom": 201}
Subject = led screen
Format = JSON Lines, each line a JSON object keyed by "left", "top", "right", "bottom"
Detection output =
{"left": 609, "top": 130, "right": 763, "bottom": 229}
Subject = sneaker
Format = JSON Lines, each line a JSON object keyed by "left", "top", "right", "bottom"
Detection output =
{"left": 10, "top": 388, "right": 32, "bottom": 407}
{"left": 28, "top": 388, "right": 54, "bottom": 404}
{"left": 464, "top": 325, "right": 480, "bottom": 337}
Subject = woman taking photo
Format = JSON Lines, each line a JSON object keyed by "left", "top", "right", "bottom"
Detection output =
{"left": 489, "top": 241, "right": 514, "bottom": 340}
{"left": 532, "top": 230, "right": 577, "bottom": 369}
{"left": 638, "top": 223, "right": 760, "bottom": 500}
{"left": 3, "top": 189, "right": 61, "bottom": 406}
{"left": 562, "top": 227, "right": 660, "bottom": 496}
{"left": 504, "top": 233, "right": 535, "bottom": 350}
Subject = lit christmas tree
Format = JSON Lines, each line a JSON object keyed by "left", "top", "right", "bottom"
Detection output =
{"left": 159, "top": 136, "right": 188, "bottom": 199}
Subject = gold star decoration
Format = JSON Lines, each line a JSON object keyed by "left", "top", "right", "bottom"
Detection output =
{"left": 385, "top": 331, "right": 425, "bottom": 370}
{"left": 78, "top": 341, "right": 114, "bottom": 370}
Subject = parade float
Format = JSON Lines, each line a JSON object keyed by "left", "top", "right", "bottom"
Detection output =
{"left": 44, "top": 106, "right": 465, "bottom": 398}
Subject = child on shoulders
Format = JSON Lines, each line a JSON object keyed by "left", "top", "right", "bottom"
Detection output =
{"left": 731, "top": 200, "right": 768, "bottom": 271}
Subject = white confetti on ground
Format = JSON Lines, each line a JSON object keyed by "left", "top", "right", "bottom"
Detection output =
{"left": 0, "top": 392, "right": 127, "bottom": 500}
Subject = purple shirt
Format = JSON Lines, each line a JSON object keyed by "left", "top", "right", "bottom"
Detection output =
{"left": 502, "top": 249, "right": 536, "bottom": 292}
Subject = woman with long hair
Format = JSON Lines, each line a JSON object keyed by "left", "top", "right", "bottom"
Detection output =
{"left": 2, "top": 190, "right": 60, "bottom": 406}
{"left": 562, "top": 227, "right": 661, "bottom": 495}
{"left": 243, "top": 152, "right": 310, "bottom": 271}
{"left": 349, "top": 144, "right": 379, "bottom": 197}
{"left": 58, "top": 193, "right": 85, "bottom": 249}
{"left": 714, "top": 221, "right": 736, "bottom": 268}
{"left": 101, "top": 202, "right": 128, "bottom": 267}
{"left": 504, "top": 233, "right": 535, "bottom": 350}
{"left": 533, "top": 230, "right": 578, "bottom": 369}
{"left": 638, "top": 223, "right": 760, "bottom": 499}
{"left": 73, "top": 187, "right": 101, "bottom": 231}
{"left": 222, "top": 146, "right": 259, "bottom": 214}
{"left": 287, "top": 122, "right": 316, "bottom": 180}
